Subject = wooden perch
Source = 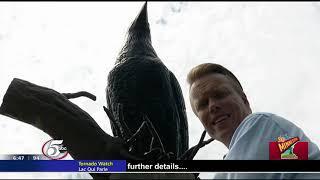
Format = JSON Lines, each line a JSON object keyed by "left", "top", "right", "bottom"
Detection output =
{"left": 0, "top": 78, "right": 137, "bottom": 161}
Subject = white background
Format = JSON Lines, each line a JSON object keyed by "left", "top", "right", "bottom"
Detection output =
{"left": 0, "top": 2, "right": 320, "bottom": 179}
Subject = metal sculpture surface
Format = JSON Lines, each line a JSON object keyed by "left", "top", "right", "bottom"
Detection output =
{"left": 104, "top": 2, "right": 189, "bottom": 159}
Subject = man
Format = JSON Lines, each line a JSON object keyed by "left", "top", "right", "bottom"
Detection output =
{"left": 187, "top": 63, "right": 320, "bottom": 179}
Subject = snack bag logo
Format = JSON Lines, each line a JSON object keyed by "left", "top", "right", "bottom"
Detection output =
{"left": 269, "top": 135, "right": 308, "bottom": 160}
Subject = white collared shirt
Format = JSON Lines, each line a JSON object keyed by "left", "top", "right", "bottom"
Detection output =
{"left": 214, "top": 112, "right": 320, "bottom": 179}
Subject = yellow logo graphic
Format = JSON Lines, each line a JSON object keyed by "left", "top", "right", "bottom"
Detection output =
{"left": 277, "top": 136, "right": 299, "bottom": 159}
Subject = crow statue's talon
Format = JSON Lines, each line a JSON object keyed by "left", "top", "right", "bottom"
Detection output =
{"left": 103, "top": 106, "right": 123, "bottom": 139}
{"left": 124, "top": 121, "right": 148, "bottom": 154}
{"left": 178, "top": 131, "right": 214, "bottom": 160}
{"left": 158, "top": 151, "right": 175, "bottom": 160}
{"left": 142, "top": 115, "right": 167, "bottom": 154}
{"left": 142, "top": 148, "right": 162, "bottom": 160}
{"left": 189, "top": 130, "right": 207, "bottom": 159}
{"left": 120, "top": 117, "right": 178, "bottom": 161}
{"left": 201, "top": 138, "right": 215, "bottom": 146}
{"left": 117, "top": 104, "right": 133, "bottom": 140}
{"left": 103, "top": 106, "right": 116, "bottom": 126}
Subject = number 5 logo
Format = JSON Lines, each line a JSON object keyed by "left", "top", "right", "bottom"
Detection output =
{"left": 47, "top": 140, "right": 63, "bottom": 157}
{"left": 42, "top": 139, "right": 68, "bottom": 160}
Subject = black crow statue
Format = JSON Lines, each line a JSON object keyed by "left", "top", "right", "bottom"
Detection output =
{"left": 104, "top": 2, "right": 190, "bottom": 159}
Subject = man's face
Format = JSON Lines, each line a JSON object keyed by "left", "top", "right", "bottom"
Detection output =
{"left": 189, "top": 73, "right": 251, "bottom": 147}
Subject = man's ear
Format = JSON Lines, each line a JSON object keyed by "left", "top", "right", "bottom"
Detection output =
{"left": 241, "top": 92, "right": 250, "bottom": 107}
{"left": 189, "top": 96, "right": 197, "bottom": 117}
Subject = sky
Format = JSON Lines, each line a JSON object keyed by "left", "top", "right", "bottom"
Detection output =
{"left": 1, "top": 2, "right": 320, "bottom": 179}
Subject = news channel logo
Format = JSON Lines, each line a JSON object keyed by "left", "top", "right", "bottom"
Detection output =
{"left": 42, "top": 139, "right": 68, "bottom": 160}
{"left": 269, "top": 135, "right": 308, "bottom": 160}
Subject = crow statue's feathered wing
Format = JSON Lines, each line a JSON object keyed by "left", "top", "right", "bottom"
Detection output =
{"left": 105, "top": 2, "right": 189, "bottom": 158}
